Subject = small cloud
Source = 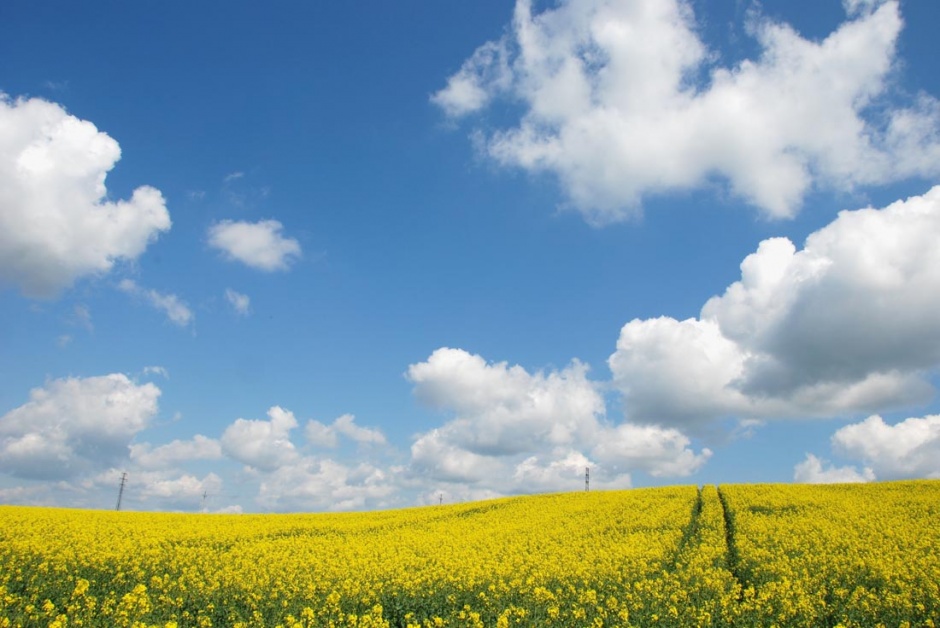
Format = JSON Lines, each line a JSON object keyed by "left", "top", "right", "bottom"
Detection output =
{"left": 225, "top": 288, "right": 251, "bottom": 316}
{"left": 304, "top": 414, "right": 387, "bottom": 449}
{"left": 333, "top": 414, "right": 386, "bottom": 446}
{"left": 56, "top": 334, "right": 72, "bottom": 348}
{"left": 732, "top": 418, "right": 763, "bottom": 440}
{"left": 118, "top": 279, "right": 194, "bottom": 328}
{"left": 207, "top": 219, "right": 302, "bottom": 272}
{"left": 43, "top": 80, "right": 69, "bottom": 92}
{"left": 223, "top": 171, "right": 245, "bottom": 183}
{"left": 142, "top": 366, "right": 169, "bottom": 379}
{"left": 72, "top": 304, "right": 93, "bottom": 331}
{"left": 842, "top": 0, "right": 884, "bottom": 17}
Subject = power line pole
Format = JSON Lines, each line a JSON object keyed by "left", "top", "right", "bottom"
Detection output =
{"left": 585, "top": 466, "right": 590, "bottom": 492}
{"left": 116, "top": 472, "right": 127, "bottom": 511}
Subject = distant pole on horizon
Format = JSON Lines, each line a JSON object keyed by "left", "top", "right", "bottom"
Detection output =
{"left": 585, "top": 467, "right": 590, "bottom": 492}
{"left": 116, "top": 472, "right": 127, "bottom": 511}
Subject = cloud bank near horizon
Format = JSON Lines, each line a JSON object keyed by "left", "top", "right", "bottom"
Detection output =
{"left": 4, "top": 185, "right": 940, "bottom": 510}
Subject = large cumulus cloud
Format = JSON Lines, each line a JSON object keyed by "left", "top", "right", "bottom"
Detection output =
{"left": 406, "top": 348, "right": 710, "bottom": 494}
{"left": 434, "top": 0, "right": 940, "bottom": 223}
{"left": 0, "top": 374, "right": 161, "bottom": 479}
{"left": 0, "top": 96, "right": 170, "bottom": 297}
{"left": 219, "top": 405, "right": 397, "bottom": 511}
{"left": 610, "top": 186, "right": 940, "bottom": 428}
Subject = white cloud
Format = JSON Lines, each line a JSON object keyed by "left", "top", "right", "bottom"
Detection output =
{"left": 610, "top": 316, "right": 750, "bottom": 428}
{"left": 0, "top": 390, "right": 394, "bottom": 511}
{"left": 415, "top": 485, "right": 503, "bottom": 508}
{"left": 793, "top": 453, "right": 874, "bottom": 483}
{"left": 409, "top": 428, "right": 499, "bottom": 484}
{"left": 0, "top": 95, "right": 171, "bottom": 297}
{"left": 831, "top": 414, "right": 940, "bottom": 479}
{"left": 221, "top": 406, "right": 300, "bottom": 471}
{"left": 408, "top": 348, "right": 605, "bottom": 455}
{"left": 333, "top": 414, "right": 386, "bottom": 445}
{"left": 225, "top": 288, "right": 251, "bottom": 316}
{"left": 217, "top": 406, "right": 399, "bottom": 511}
{"left": 406, "top": 348, "right": 709, "bottom": 493}
{"left": 513, "top": 450, "right": 596, "bottom": 493}
{"left": 142, "top": 365, "right": 169, "bottom": 379}
{"left": 255, "top": 459, "right": 397, "bottom": 512}
{"left": 0, "top": 377, "right": 230, "bottom": 511}
{"left": 208, "top": 219, "right": 301, "bottom": 271}
{"left": 0, "top": 485, "right": 51, "bottom": 506}
{"left": 72, "top": 304, "right": 93, "bottom": 331}
{"left": 130, "top": 435, "right": 222, "bottom": 469}
{"left": 432, "top": 40, "right": 512, "bottom": 118}
{"left": 136, "top": 471, "right": 222, "bottom": 500}
{"left": 0, "top": 374, "right": 161, "bottom": 480}
{"left": 128, "top": 470, "right": 224, "bottom": 511}
{"left": 118, "top": 279, "right": 194, "bottom": 327}
{"left": 305, "top": 414, "right": 386, "bottom": 449}
{"left": 609, "top": 186, "right": 940, "bottom": 428}
{"left": 80, "top": 467, "right": 226, "bottom": 512}
{"left": 434, "top": 0, "right": 940, "bottom": 223}
{"left": 843, "top": 0, "right": 883, "bottom": 16}
{"left": 592, "top": 423, "right": 711, "bottom": 477}
{"left": 304, "top": 419, "right": 338, "bottom": 449}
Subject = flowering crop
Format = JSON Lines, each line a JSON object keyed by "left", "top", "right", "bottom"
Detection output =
{"left": 719, "top": 481, "right": 940, "bottom": 627}
{"left": 1, "top": 481, "right": 938, "bottom": 627}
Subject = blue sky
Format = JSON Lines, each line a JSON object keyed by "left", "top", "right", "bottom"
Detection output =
{"left": 2, "top": 0, "right": 940, "bottom": 512}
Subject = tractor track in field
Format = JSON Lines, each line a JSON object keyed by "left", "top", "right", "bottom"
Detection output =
{"left": 717, "top": 487, "right": 748, "bottom": 594}
{"left": 665, "top": 486, "right": 703, "bottom": 571}
{"left": 665, "top": 486, "right": 713, "bottom": 573}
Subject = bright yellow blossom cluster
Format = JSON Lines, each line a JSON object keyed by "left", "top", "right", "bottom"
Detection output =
{"left": 1, "top": 481, "right": 937, "bottom": 627}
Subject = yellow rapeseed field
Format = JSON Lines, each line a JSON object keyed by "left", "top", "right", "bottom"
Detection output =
{"left": 1, "top": 481, "right": 937, "bottom": 627}
{"left": 718, "top": 482, "right": 940, "bottom": 627}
